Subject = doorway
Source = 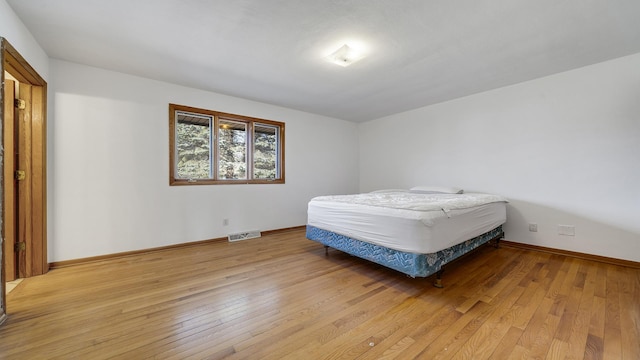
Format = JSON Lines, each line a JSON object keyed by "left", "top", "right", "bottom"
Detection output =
{"left": 1, "top": 38, "right": 48, "bottom": 322}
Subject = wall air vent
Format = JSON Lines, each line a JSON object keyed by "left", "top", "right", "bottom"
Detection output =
{"left": 228, "top": 230, "right": 262, "bottom": 242}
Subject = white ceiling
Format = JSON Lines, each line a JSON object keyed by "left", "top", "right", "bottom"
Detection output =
{"left": 7, "top": 0, "right": 640, "bottom": 122}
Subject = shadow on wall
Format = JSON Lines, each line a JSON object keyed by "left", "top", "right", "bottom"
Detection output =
{"left": 503, "top": 199, "right": 640, "bottom": 263}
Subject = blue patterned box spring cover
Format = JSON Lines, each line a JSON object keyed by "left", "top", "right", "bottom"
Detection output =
{"left": 306, "top": 225, "right": 503, "bottom": 278}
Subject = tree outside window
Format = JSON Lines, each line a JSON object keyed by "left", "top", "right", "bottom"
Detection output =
{"left": 169, "top": 104, "right": 284, "bottom": 185}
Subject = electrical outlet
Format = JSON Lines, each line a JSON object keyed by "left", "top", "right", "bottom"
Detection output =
{"left": 223, "top": 218, "right": 229, "bottom": 226}
{"left": 558, "top": 225, "right": 575, "bottom": 236}
{"left": 529, "top": 223, "right": 538, "bottom": 232}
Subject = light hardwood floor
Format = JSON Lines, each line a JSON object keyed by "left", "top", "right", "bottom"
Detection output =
{"left": 1, "top": 229, "right": 639, "bottom": 359}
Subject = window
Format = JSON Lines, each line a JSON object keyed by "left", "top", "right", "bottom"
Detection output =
{"left": 169, "top": 104, "right": 284, "bottom": 185}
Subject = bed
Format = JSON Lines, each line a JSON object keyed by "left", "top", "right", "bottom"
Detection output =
{"left": 306, "top": 188, "right": 508, "bottom": 287}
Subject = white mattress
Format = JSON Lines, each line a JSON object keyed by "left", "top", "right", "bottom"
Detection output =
{"left": 307, "top": 192, "right": 507, "bottom": 254}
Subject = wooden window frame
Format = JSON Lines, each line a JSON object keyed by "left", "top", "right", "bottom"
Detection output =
{"left": 169, "top": 103, "right": 285, "bottom": 185}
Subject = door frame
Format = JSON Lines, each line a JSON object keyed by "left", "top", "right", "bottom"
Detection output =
{"left": 1, "top": 38, "right": 48, "bottom": 287}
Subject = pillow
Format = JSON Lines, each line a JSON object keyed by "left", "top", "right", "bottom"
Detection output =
{"left": 369, "top": 189, "right": 409, "bottom": 193}
{"left": 409, "top": 186, "right": 464, "bottom": 194}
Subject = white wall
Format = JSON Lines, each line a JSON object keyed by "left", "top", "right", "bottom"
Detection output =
{"left": 359, "top": 52, "right": 640, "bottom": 262}
{"left": 4, "top": 0, "right": 639, "bottom": 264}
{"left": 49, "top": 59, "right": 358, "bottom": 262}
{"left": 3, "top": 0, "right": 358, "bottom": 263}
{"left": 0, "top": 0, "right": 49, "bottom": 80}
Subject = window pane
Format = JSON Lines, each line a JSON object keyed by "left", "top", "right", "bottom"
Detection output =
{"left": 218, "top": 119, "right": 247, "bottom": 180}
{"left": 253, "top": 124, "right": 279, "bottom": 179}
{"left": 170, "top": 103, "right": 284, "bottom": 185}
{"left": 176, "top": 112, "right": 212, "bottom": 179}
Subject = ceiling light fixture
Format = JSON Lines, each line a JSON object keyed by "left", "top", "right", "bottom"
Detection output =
{"left": 325, "top": 44, "right": 366, "bottom": 67}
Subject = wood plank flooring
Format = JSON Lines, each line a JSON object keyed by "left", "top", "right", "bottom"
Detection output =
{"left": 1, "top": 229, "right": 638, "bottom": 359}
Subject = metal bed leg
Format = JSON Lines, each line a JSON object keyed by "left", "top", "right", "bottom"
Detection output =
{"left": 493, "top": 231, "right": 504, "bottom": 248}
{"left": 324, "top": 245, "right": 329, "bottom": 256}
{"left": 433, "top": 270, "right": 444, "bottom": 288}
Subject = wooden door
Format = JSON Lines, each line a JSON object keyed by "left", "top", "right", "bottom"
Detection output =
{"left": 2, "top": 80, "right": 46, "bottom": 280}
{"left": 1, "top": 38, "right": 47, "bottom": 325}
{"left": 3, "top": 79, "right": 17, "bottom": 281}
{"left": 1, "top": 38, "right": 48, "bottom": 283}
{"left": 18, "top": 82, "right": 47, "bottom": 278}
